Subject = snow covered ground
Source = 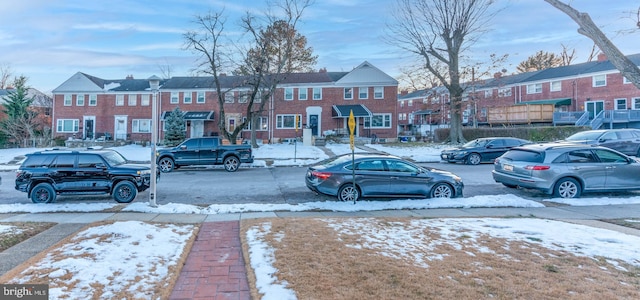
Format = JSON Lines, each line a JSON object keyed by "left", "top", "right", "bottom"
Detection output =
{"left": 1, "top": 143, "right": 640, "bottom": 299}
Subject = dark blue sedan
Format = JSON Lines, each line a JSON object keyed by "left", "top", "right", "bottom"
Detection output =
{"left": 441, "top": 137, "right": 531, "bottom": 165}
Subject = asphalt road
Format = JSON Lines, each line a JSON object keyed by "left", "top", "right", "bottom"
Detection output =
{"left": 1, "top": 162, "right": 638, "bottom": 205}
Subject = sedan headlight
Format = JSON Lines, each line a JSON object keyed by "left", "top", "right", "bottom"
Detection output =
{"left": 452, "top": 175, "right": 462, "bottom": 182}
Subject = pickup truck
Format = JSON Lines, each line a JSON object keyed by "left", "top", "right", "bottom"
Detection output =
{"left": 156, "top": 137, "right": 254, "bottom": 172}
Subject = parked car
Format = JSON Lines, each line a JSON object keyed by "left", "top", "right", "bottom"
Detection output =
{"left": 492, "top": 143, "right": 640, "bottom": 198}
{"left": 441, "top": 137, "right": 531, "bottom": 165}
{"left": 15, "top": 149, "right": 155, "bottom": 203}
{"left": 156, "top": 137, "right": 254, "bottom": 172}
{"left": 306, "top": 153, "right": 464, "bottom": 202}
{"left": 560, "top": 129, "right": 640, "bottom": 156}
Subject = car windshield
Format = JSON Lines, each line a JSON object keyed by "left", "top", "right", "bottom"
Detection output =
{"left": 101, "top": 151, "right": 127, "bottom": 166}
{"left": 566, "top": 131, "right": 603, "bottom": 141}
{"left": 462, "top": 139, "right": 489, "bottom": 148}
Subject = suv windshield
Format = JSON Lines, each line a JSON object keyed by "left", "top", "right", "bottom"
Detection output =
{"left": 101, "top": 151, "right": 127, "bottom": 166}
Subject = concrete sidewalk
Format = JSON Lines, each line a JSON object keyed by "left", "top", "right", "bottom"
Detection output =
{"left": 2, "top": 204, "right": 640, "bottom": 298}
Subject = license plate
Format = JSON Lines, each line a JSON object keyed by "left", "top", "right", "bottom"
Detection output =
{"left": 503, "top": 164, "right": 513, "bottom": 171}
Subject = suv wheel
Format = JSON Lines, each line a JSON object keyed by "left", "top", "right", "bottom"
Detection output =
{"left": 158, "top": 157, "right": 174, "bottom": 173}
{"left": 30, "top": 183, "right": 56, "bottom": 203}
{"left": 554, "top": 178, "right": 581, "bottom": 198}
{"left": 223, "top": 156, "right": 240, "bottom": 172}
{"left": 113, "top": 181, "right": 137, "bottom": 203}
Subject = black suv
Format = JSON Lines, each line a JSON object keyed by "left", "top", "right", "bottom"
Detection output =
{"left": 15, "top": 149, "right": 154, "bottom": 203}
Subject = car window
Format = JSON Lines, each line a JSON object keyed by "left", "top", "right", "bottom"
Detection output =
{"left": 488, "top": 140, "right": 504, "bottom": 147}
{"left": 617, "top": 131, "right": 634, "bottom": 139}
{"left": 78, "top": 155, "right": 105, "bottom": 168}
{"left": 601, "top": 132, "right": 617, "bottom": 141}
{"left": 101, "top": 151, "right": 127, "bottom": 166}
{"left": 201, "top": 138, "right": 215, "bottom": 148}
{"left": 386, "top": 160, "right": 419, "bottom": 173}
{"left": 500, "top": 149, "right": 544, "bottom": 163}
{"left": 566, "top": 131, "right": 603, "bottom": 141}
{"left": 566, "top": 150, "right": 597, "bottom": 163}
{"left": 181, "top": 139, "right": 199, "bottom": 149}
{"left": 355, "top": 160, "right": 385, "bottom": 171}
{"left": 594, "top": 149, "right": 628, "bottom": 163}
{"left": 22, "top": 154, "right": 55, "bottom": 168}
{"left": 463, "top": 139, "right": 488, "bottom": 148}
{"left": 52, "top": 154, "right": 76, "bottom": 168}
{"left": 504, "top": 139, "right": 526, "bottom": 147}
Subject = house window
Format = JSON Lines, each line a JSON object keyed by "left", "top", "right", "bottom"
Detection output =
{"left": 359, "top": 87, "right": 368, "bottom": 99}
{"left": 550, "top": 80, "right": 562, "bottom": 92}
{"left": 238, "top": 91, "right": 249, "bottom": 103}
{"left": 526, "top": 83, "right": 542, "bottom": 94}
{"left": 498, "top": 88, "right": 511, "bottom": 97}
{"left": 299, "top": 88, "right": 308, "bottom": 100}
{"left": 242, "top": 116, "right": 268, "bottom": 131}
{"left": 400, "top": 101, "right": 404, "bottom": 108}
{"left": 276, "top": 114, "right": 302, "bottom": 129}
{"left": 132, "top": 119, "right": 151, "bottom": 133}
{"left": 128, "top": 94, "right": 137, "bottom": 106}
{"left": 408, "top": 100, "right": 413, "bottom": 107}
{"left": 183, "top": 92, "right": 192, "bottom": 104}
{"left": 116, "top": 95, "right": 124, "bottom": 106}
{"left": 141, "top": 94, "right": 150, "bottom": 106}
{"left": 170, "top": 92, "right": 179, "bottom": 104}
{"left": 374, "top": 86, "right": 383, "bottom": 99}
{"left": 615, "top": 98, "right": 627, "bottom": 110}
{"left": 255, "top": 90, "right": 263, "bottom": 103}
{"left": 633, "top": 97, "right": 640, "bottom": 110}
{"left": 56, "top": 119, "right": 79, "bottom": 132}
{"left": 75, "top": 94, "right": 84, "bottom": 106}
{"left": 197, "top": 91, "right": 205, "bottom": 103}
{"left": 624, "top": 77, "right": 632, "bottom": 84}
{"left": 284, "top": 88, "right": 294, "bottom": 100}
{"left": 484, "top": 90, "right": 492, "bottom": 97}
{"left": 89, "top": 94, "right": 97, "bottom": 106}
{"left": 313, "top": 88, "right": 322, "bottom": 100}
{"left": 344, "top": 88, "right": 353, "bottom": 100}
{"left": 225, "top": 92, "right": 235, "bottom": 103}
{"left": 364, "top": 114, "right": 391, "bottom": 128}
{"left": 593, "top": 74, "right": 606, "bottom": 87}
{"left": 64, "top": 94, "right": 72, "bottom": 106}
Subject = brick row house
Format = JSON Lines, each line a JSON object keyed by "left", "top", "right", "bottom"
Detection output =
{"left": 51, "top": 61, "right": 399, "bottom": 143}
{"left": 399, "top": 53, "right": 640, "bottom": 136}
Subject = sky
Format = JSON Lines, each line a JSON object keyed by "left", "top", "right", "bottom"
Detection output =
{"left": 1, "top": 144, "right": 640, "bottom": 298}
{"left": 1, "top": 0, "right": 638, "bottom": 93}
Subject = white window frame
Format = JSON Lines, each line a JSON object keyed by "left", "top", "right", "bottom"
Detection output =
{"left": 624, "top": 77, "right": 632, "bottom": 84}
{"left": 484, "top": 90, "right": 492, "bottom": 97}
{"left": 64, "top": 94, "right": 72, "bottom": 106}
{"left": 615, "top": 98, "right": 627, "bottom": 110}
{"left": 364, "top": 113, "right": 392, "bottom": 129}
{"left": 408, "top": 100, "right": 413, "bottom": 107}
{"left": 242, "top": 116, "right": 268, "bottom": 131}
{"left": 89, "top": 94, "right": 97, "bottom": 106}
{"left": 116, "top": 95, "right": 125, "bottom": 106}
{"left": 183, "top": 92, "right": 192, "bottom": 104}
{"left": 276, "top": 114, "right": 302, "bottom": 129}
{"left": 633, "top": 97, "right": 640, "bottom": 110}
{"left": 225, "top": 92, "right": 235, "bottom": 103}
{"left": 344, "top": 88, "right": 353, "bottom": 100}
{"left": 498, "top": 88, "right": 511, "bottom": 97}
{"left": 128, "top": 94, "right": 137, "bottom": 106}
{"left": 284, "top": 88, "right": 294, "bottom": 101}
{"left": 373, "top": 86, "right": 383, "bottom": 99}
{"left": 526, "top": 83, "right": 542, "bottom": 94}
{"left": 238, "top": 91, "right": 249, "bottom": 103}
{"left": 298, "top": 88, "right": 308, "bottom": 100}
{"left": 313, "top": 87, "right": 322, "bottom": 100}
{"left": 170, "top": 92, "right": 179, "bottom": 104}
{"left": 76, "top": 94, "right": 84, "bottom": 106}
{"left": 197, "top": 91, "right": 205, "bottom": 103}
{"left": 132, "top": 119, "right": 152, "bottom": 133}
{"left": 358, "top": 87, "right": 368, "bottom": 99}
{"left": 400, "top": 101, "right": 404, "bottom": 108}
{"left": 56, "top": 119, "right": 79, "bottom": 132}
{"left": 141, "top": 94, "right": 150, "bottom": 106}
{"left": 593, "top": 74, "right": 606, "bottom": 87}
{"left": 550, "top": 80, "right": 562, "bottom": 92}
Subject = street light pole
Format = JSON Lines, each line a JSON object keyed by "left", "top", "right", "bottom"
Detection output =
{"left": 148, "top": 75, "right": 161, "bottom": 208}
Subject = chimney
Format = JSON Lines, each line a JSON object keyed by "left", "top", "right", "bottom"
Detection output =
{"left": 318, "top": 67, "right": 327, "bottom": 73}
{"left": 400, "top": 90, "right": 409, "bottom": 96}
{"left": 597, "top": 53, "right": 607, "bottom": 62}
{"left": 220, "top": 73, "right": 226, "bottom": 77}
{"left": 493, "top": 72, "right": 502, "bottom": 79}
{"left": 126, "top": 74, "right": 134, "bottom": 80}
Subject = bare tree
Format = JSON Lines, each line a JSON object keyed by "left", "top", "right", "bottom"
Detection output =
{"left": 387, "top": 0, "right": 499, "bottom": 144}
{"left": 0, "top": 63, "right": 12, "bottom": 89}
{"left": 560, "top": 44, "right": 576, "bottom": 65}
{"left": 545, "top": 0, "right": 640, "bottom": 89}
{"left": 586, "top": 43, "right": 599, "bottom": 62}
{"left": 397, "top": 60, "right": 447, "bottom": 92}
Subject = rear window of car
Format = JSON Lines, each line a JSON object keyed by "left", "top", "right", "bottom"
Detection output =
{"left": 21, "top": 154, "right": 55, "bottom": 168}
{"left": 500, "top": 149, "right": 544, "bottom": 163}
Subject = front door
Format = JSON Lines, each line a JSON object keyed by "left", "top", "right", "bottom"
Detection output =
{"left": 83, "top": 117, "right": 95, "bottom": 140}
{"left": 114, "top": 116, "right": 128, "bottom": 140}
{"left": 586, "top": 101, "right": 604, "bottom": 119}
{"left": 309, "top": 114, "right": 319, "bottom": 136}
{"left": 191, "top": 120, "right": 204, "bottom": 138}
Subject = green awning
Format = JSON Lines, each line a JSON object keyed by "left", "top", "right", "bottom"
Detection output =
{"left": 515, "top": 98, "right": 571, "bottom": 106}
{"left": 332, "top": 104, "right": 372, "bottom": 118}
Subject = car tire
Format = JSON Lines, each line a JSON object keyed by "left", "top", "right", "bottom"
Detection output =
{"left": 338, "top": 184, "right": 359, "bottom": 202}
{"left": 223, "top": 156, "right": 240, "bottom": 172}
{"left": 502, "top": 183, "right": 517, "bottom": 189}
{"left": 553, "top": 178, "right": 581, "bottom": 198}
{"left": 158, "top": 157, "right": 174, "bottom": 173}
{"left": 430, "top": 183, "right": 453, "bottom": 198}
{"left": 30, "top": 183, "right": 56, "bottom": 203}
{"left": 466, "top": 153, "right": 481, "bottom": 165}
{"left": 113, "top": 181, "right": 137, "bottom": 203}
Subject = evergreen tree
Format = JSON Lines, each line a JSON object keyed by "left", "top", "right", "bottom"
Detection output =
{"left": 0, "top": 76, "right": 38, "bottom": 146}
{"left": 163, "top": 106, "right": 186, "bottom": 146}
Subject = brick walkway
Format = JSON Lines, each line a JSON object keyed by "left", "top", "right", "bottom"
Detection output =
{"left": 169, "top": 221, "right": 250, "bottom": 300}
